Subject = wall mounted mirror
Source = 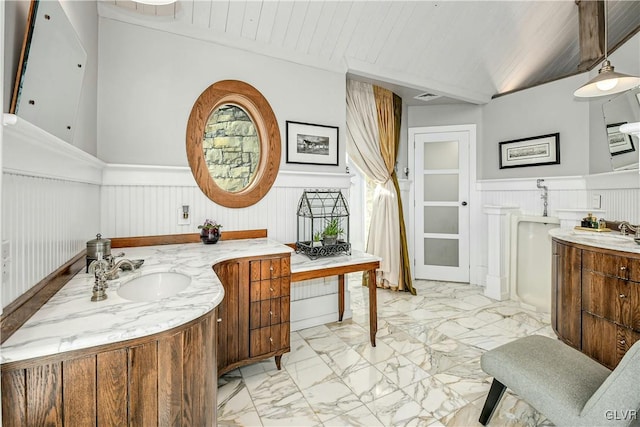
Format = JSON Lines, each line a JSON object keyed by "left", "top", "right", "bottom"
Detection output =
{"left": 186, "top": 80, "right": 281, "bottom": 208}
{"left": 602, "top": 86, "right": 640, "bottom": 171}
{"left": 10, "top": 0, "right": 87, "bottom": 143}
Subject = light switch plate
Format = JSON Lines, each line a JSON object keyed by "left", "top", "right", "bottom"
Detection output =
{"left": 591, "top": 194, "right": 601, "bottom": 209}
{"left": 177, "top": 207, "right": 191, "bottom": 226}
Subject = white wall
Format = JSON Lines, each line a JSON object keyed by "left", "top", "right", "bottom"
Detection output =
{"left": 97, "top": 17, "right": 347, "bottom": 174}
{"left": 482, "top": 74, "right": 590, "bottom": 180}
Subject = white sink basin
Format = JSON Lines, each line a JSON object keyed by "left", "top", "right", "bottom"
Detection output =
{"left": 117, "top": 272, "right": 191, "bottom": 302}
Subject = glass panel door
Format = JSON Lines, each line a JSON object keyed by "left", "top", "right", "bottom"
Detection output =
{"left": 414, "top": 132, "right": 469, "bottom": 282}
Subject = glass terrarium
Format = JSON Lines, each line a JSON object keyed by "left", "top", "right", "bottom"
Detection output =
{"left": 296, "top": 189, "right": 351, "bottom": 259}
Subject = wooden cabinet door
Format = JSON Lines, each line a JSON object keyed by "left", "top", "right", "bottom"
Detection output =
{"left": 552, "top": 240, "right": 582, "bottom": 349}
{"left": 214, "top": 259, "right": 250, "bottom": 372}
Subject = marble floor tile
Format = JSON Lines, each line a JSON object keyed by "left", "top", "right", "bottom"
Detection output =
{"left": 343, "top": 364, "right": 400, "bottom": 403}
{"left": 407, "top": 376, "right": 470, "bottom": 419}
{"left": 217, "top": 378, "right": 262, "bottom": 427}
{"left": 319, "top": 344, "right": 370, "bottom": 377}
{"left": 217, "top": 279, "right": 555, "bottom": 426}
{"left": 406, "top": 338, "right": 484, "bottom": 375}
{"left": 323, "top": 404, "right": 384, "bottom": 427}
{"left": 298, "top": 377, "right": 363, "bottom": 421}
{"left": 285, "top": 355, "right": 336, "bottom": 390}
{"left": 379, "top": 329, "right": 431, "bottom": 355}
{"left": 375, "top": 354, "right": 431, "bottom": 387}
{"left": 354, "top": 337, "right": 396, "bottom": 364}
{"left": 365, "top": 390, "right": 438, "bottom": 426}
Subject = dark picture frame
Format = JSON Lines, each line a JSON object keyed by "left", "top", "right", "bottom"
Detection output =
{"left": 499, "top": 133, "right": 560, "bottom": 169}
{"left": 606, "top": 122, "right": 635, "bottom": 156}
{"left": 286, "top": 121, "right": 339, "bottom": 166}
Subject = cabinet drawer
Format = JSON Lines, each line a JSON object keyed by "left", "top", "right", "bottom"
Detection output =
{"left": 582, "top": 312, "right": 640, "bottom": 369}
{"left": 583, "top": 271, "right": 640, "bottom": 330}
{"left": 618, "top": 280, "right": 640, "bottom": 331}
{"left": 249, "top": 323, "right": 290, "bottom": 358}
{"left": 582, "top": 250, "right": 639, "bottom": 281}
{"left": 250, "top": 277, "right": 291, "bottom": 302}
{"left": 250, "top": 257, "right": 291, "bottom": 281}
{"left": 249, "top": 296, "right": 290, "bottom": 329}
{"left": 582, "top": 312, "right": 617, "bottom": 369}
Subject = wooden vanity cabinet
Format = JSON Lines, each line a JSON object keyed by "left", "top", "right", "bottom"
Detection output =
{"left": 552, "top": 238, "right": 640, "bottom": 369}
{"left": 215, "top": 253, "right": 291, "bottom": 376}
{"left": 1, "top": 310, "right": 216, "bottom": 426}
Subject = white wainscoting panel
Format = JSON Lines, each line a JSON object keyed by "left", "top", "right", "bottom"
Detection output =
{"left": 101, "top": 165, "right": 355, "bottom": 330}
{"left": 101, "top": 166, "right": 353, "bottom": 244}
{"left": 2, "top": 173, "right": 100, "bottom": 307}
{"left": 475, "top": 174, "right": 639, "bottom": 294}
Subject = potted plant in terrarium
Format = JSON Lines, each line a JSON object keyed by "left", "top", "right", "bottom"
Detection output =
{"left": 312, "top": 231, "right": 323, "bottom": 247}
{"left": 322, "top": 218, "right": 343, "bottom": 246}
{"left": 198, "top": 219, "right": 222, "bottom": 244}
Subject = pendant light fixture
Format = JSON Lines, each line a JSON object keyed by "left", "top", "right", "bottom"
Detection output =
{"left": 574, "top": 0, "right": 640, "bottom": 98}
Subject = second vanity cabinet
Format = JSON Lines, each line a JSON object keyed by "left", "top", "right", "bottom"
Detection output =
{"left": 552, "top": 238, "right": 640, "bottom": 369}
{"left": 215, "top": 252, "right": 291, "bottom": 376}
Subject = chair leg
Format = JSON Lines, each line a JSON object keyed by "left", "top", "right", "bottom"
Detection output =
{"left": 479, "top": 378, "right": 506, "bottom": 426}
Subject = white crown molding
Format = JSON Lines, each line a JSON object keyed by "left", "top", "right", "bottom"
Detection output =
{"left": 476, "top": 175, "right": 585, "bottom": 192}
{"left": 2, "top": 114, "right": 105, "bottom": 184}
{"left": 102, "top": 164, "right": 353, "bottom": 189}
{"left": 583, "top": 169, "right": 640, "bottom": 190}
{"left": 274, "top": 170, "right": 353, "bottom": 189}
{"left": 102, "top": 164, "right": 195, "bottom": 186}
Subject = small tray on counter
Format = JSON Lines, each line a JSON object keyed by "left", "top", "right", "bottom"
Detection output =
{"left": 574, "top": 226, "right": 611, "bottom": 232}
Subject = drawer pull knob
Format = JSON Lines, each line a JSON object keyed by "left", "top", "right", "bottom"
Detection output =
{"left": 217, "top": 318, "right": 222, "bottom": 323}
{"left": 270, "top": 266, "right": 274, "bottom": 271}
{"left": 269, "top": 337, "right": 273, "bottom": 343}
{"left": 270, "top": 287, "right": 274, "bottom": 292}
{"left": 620, "top": 339, "right": 626, "bottom": 345}
{"left": 270, "top": 311, "right": 273, "bottom": 316}
{"left": 620, "top": 294, "right": 627, "bottom": 299}
{"left": 620, "top": 266, "right": 627, "bottom": 271}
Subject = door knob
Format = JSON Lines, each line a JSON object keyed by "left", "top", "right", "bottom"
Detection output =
{"left": 461, "top": 201, "right": 468, "bottom": 206}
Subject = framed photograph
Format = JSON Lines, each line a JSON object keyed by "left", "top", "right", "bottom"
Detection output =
{"left": 499, "top": 133, "right": 560, "bottom": 169}
{"left": 286, "top": 121, "right": 339, "bottom": 166}
{"left": 606, "top": 122, "right": 635, "bottom": 156}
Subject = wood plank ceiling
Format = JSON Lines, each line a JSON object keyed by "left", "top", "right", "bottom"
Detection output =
{"left": 100, "top": 0, "right": 640, "bottom": 104}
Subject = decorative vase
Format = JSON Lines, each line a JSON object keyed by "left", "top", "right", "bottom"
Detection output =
{"left": 200, "top": 229, "right": 220, "bottom": 244}
{"left": 322, "top": 235, "right": 337, "bottom": 246}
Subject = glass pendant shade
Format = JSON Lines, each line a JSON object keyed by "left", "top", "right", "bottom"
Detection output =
{"left": 574, "top": 60, "right": 640, "bottom": 98}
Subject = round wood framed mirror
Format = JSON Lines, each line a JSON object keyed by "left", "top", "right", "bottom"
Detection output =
{"left": 186, "top": 80, "right": 281, "bottom": 208}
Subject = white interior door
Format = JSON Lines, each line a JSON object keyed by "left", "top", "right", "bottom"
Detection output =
{"left": 413, "top": 130, "right": 470, "bottom": 282}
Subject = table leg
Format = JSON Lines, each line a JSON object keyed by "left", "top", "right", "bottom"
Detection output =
{"left": 338, "top": 274, "right": 345, "bottom": 321}
{"left": 368, "top": 268, "right": 377, "bottom": 347}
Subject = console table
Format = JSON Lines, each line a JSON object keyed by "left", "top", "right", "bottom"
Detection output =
{"left": 290, "top": 250, "right": 381, "bottom": 347}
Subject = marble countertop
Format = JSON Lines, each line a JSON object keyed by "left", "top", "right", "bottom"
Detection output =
{"left": 290, "top": 250, "right": 380, "bottom": 274}
{"left": 1, "top": 238, "right": 293, "bottom": 364}
{"left": 549, "top": 228, "right": 640, "bottom": 254}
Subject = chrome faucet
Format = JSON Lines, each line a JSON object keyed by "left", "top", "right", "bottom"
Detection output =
{"left": 88, "top": 257, "right": 110, "bottom": 301}
{"left": 618, "top": 221, "right": 639, "bottom": 236}
{"left": 88, "top": 257, "right": 137, "bottom": 301}
{"left": 536, "top": 179, "right": 548, "bottom": 217}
